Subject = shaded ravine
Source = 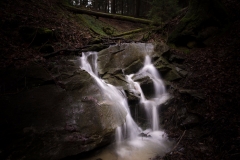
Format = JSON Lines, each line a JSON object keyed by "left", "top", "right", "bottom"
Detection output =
{"left": 78, "top": 48, "right": 172, "bottom": 160}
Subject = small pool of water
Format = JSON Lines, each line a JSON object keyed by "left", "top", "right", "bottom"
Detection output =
{"left": 81, "top": 130, "right": 173, "bottom": 160}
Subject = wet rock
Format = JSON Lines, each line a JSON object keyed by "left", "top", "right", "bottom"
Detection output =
{"left": 0, "top": 57, "right": 127, "bottom": 159}
{"left": 97, "top": 43, "right": 155, "bottom": 102}
{"left": 133, "top": 76, "right": 155, "bottom": 98}
{"left": 97, "top": 43, "right": 153, "bottom": 76}
{"left": 154, "top": 41, "right": 170, "bottom": 56}
{"left": 102, "top": 74, "right": 128, "bottom": 90}
{"left": 156, "top": 65, "right": 172, "bottom": 75}
{"left": 59, "top": 69, "right": 97, "bottom": 91}
{"left": 161, "top": 49, "right": 185, "bottom": 64}
{"left": 153, "top": 56, "right": 183, "bottom": 82}
{"left": 125, "top": 90, "right": 140, "bottom": 104}
{"left": 162, "top": 70, "right": 182, "bottom": 81}
{"left": 138, "top": 132, "right": 152, "bottom": 138}
{"left": 154, "top": 56, "right": 170, "bottom": 66}
{"left": 168, "top": 54, "right": 185, "bottom": 64}
{"left": 123, "top": 59, "right": 143, "bottom": 75}
{"left": 97, "top": 42, "right": 180, "bottom": 100}
{"left": 175, "top": 67, "right": 188, "bottom": 77}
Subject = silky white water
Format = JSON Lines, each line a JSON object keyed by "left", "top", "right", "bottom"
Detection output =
{"left": 79, "top": 49, "right": 172, "bottom": 160}
{"left": 127, "top": 55, "right": 169, "bottom": 131}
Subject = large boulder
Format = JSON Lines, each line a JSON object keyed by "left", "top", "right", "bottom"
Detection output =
{"left": 97, "top": 43, "right": 156, "bottom": 100}
{"left": 0, "top": 58, "right": 127, "bottom": 159}
{"left": 98, "top": 43, "right": 154, "bottom": 76}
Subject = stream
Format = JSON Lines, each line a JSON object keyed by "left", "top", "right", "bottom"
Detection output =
{"left": 78, "top": 48, "right": 173, "bottom": 160}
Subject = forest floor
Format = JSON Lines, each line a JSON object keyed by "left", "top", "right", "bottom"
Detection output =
{"left": 154, "top": 20, "right": 240, "bottom": 160}
{"left": 0, "top": 0, "right": 239, "bottom": 160}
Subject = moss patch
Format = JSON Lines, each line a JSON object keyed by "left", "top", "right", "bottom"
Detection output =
{"left": 77, "top": 14, "right": 116, "bottom": 36}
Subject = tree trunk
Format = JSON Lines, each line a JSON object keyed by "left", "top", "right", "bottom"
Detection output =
{"left": 135, "top": 0, "right": 140, "bottom": 17}
{"left": 121, "top": 0, "right": 123, "bottom": 14}
{"left": 62, "top": 2, "right": 157, "bottom": 25}
{"left": 111, "top": 0, "right": 116, "bottom": 14}
{"left": 168, "top": 0, "right": 229, "bottom": 46}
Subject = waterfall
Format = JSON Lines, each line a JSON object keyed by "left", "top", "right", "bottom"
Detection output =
{"left": 79, "top": 49, "right": 171, "bottom": 160}
{"left": 127, "top": 55, "right": 169, "bottom": 131}
{"left": 80, "top": 52, "right": 141, "bottom": 141}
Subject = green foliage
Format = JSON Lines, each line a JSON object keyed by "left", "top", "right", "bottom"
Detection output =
{"left": 148, "top": 0, "right": 179, "bottom": 23}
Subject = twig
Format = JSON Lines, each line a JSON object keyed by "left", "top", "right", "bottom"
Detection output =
{"left": 27, "top": 28, "right": 38, "bottom": 48}
{"left": 172, "top": 130, "right": 186, "bottom": 151}
{"left": 38, "top": 39, "right": 49, "bottom": 52}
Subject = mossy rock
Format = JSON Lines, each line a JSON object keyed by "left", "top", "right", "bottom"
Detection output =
{"left": 19, "top": 26, "right": 54, "bottom": 45}
{"left": 168, "top": 54, "right": 185, "bottom": 63}
{"left": 78, "top": 14, "right": 117, "bottom": 36}
{"left": 156, "top": 65, "right": 172, "bottom": 75}
{"left": 154, "top": 41, "right": 169, "bottom": 56}
{"left": 102, "top": 27, "right": 114, "bottom": 35}
{"left": 153, "top": 56, "right": 170, "bottom": 66}
{"left": 123, "top": 59, "right": 144, "bottom": 75}
{"left": 162, "top": 70, "right": 182, "bottom": 81}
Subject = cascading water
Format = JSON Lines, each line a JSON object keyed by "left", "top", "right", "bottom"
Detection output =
{"left": 80, "top": 52, "right": 141, "bottom": 140}
{"left": 127, "top": 55, "right": 169, "bottom": 131}
{"left": 79, "top": 47, "right": 172, "bottom": 160}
